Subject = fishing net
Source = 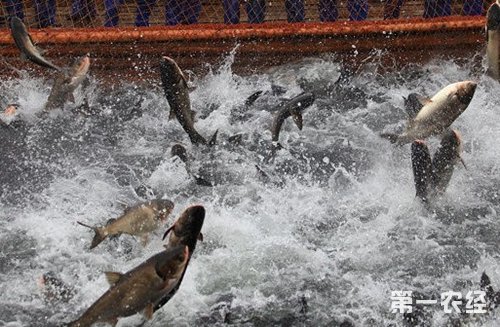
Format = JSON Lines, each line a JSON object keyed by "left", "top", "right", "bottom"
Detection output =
{"left": 0, "top": 0, "right": 493, "bottom": 28}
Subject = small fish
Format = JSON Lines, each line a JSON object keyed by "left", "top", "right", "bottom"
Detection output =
{"left": 77, "top": 199, "right": 174, "bottom": 249}
{"left": 271, "top": 92, "right": 315, "bottom": 143}
{"left": 9, "top": 16, "right": 60, "bottom": 70}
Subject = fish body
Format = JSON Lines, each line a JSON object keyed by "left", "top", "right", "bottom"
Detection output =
{"left": 9, "top": 16, "right": 60, "bottom": 70}
{"left": 486, "top": 1, "right": 500, "bottom": 80}
{"left": 160, "top": 56, "right": 211, "bottom": 145}
{"left": 382, "top": 81, "right": 476, "bottom": 144}
{"left": 68, "top": 245, "right": 188, "bottom": 327}
{"left": 78, "top": 199, "right": 174, "bottom": 249}
{"left": 44, "top": 54, "right": 90, "bottom": 112}
{"left": 430, "top": 129, "right": 463, "bottom": 194}
{"left": 271, "top": 92, "right": 315, "bottom": 142}
{"left": 155, "top": 205, "right": 205, "bottom": 311}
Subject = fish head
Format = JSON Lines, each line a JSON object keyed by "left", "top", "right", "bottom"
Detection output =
{"left": 455, "top": 81, "right": 477, "bottom": 106}
{"left": 9, "top": 16, "right": 27, "bottom": 35}
{"left": 68, "top": 54, "right": 90, "bottom": 88}
{"left": 152, "top": 199, "right": 175, "bottom": 222}
{"left": 160, "top": 56, "right": 185, "bottom": 85}
{"left": 155, "top": 245, "right": 189, "bottom": 280}
{"left": 168, "top": 205, "right": 205, "bottom": 252}
{"left": 487, "top": 2, "right": 500, "bottom": 32}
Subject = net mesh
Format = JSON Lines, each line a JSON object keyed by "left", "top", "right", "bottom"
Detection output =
{"left": 0, "top": 0, "right": 494, "bottom": 28}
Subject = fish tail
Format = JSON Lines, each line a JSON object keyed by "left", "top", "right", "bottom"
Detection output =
{"left": 380, "top": 132, "right": 400, "bottom": 144}
{"left": 77, "top": 221, "right": 107, "bottom": 249}
{"left": 208, "top": 130, "right": 218, "bottom": 146}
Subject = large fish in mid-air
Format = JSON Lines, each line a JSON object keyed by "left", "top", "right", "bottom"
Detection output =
{"left": 382, "top": 81, "right": 476, "bottom": 145}
{"left": 67, "top": 245, "right": 189, "bottom": 327}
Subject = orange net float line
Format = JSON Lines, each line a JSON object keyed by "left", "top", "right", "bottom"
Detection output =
{"left": 0, "top": 16, "right": 486, "bottom": 80}
{"left": 0, "top": 16, "right": 486, "bottom": 44}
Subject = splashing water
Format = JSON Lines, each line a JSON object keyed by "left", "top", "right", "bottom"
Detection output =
{"left": 1, "top": 54, "right": 500, "bottom": 327}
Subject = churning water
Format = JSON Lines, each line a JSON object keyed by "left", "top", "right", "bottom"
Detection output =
{"left": 0, "top": 53, "right": 499, "bottom": 327}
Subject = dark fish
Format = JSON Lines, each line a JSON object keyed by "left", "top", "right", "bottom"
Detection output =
{"left": 270, "top": 92, "right": 315, "bottom": 142}
{"left": 9, "top": 16, "right": 60, "bottom": 70}
{"left": 160, "top": 56, "right": 217, "bottom": 145}
{"left": 156, "top": 205, "right": 205, "bottom": 311}
{"left": 486, "top": 1, "right": 500, "bottom": 79}
{"left": 430, "top": 129, "right": 464, "bottom": 194}
{"left": 411, "top": 140, "right": 432, "bottom": 202}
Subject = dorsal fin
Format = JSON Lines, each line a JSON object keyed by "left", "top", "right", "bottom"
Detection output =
{"left": 404, "top": 93, "right": 430, "bottom": 119}
{"left": 104, "top": 271, "right": 123, "bottom": 286}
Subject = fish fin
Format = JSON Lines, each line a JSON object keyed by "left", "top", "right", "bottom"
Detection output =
{"left": 179, "top": 70, "right": 188, "bottom": 86}
{"left": 245, "top": 90, "right": 263, "bottom": 106}
{"left": 208, "top": 130, "right": 218, "bottom": 146}
{"left": 159, "top": 278, "right": 179, "bottom": 292}
{"left": 104, "top": 271, "right": 123, "bottom": 286}
{"left": 460, "top": 156, "right": 467, "bottom": 170}
{"left": 140, "top": 234, "right": 149, "bottom": 246}
{"left": 36, "top": 46, "right": 46, "bottom": 55}
{"left": 481, "top": 272, "right": 492, "bottom": 290}
{"left": 198, "top": 232, "right": 203, "bottom": 241}
{"left": 290, "top": 111, "right": 303, "bottom": 130}
{"left": 77, "top": 221, "right": 107, "bottom": 249}
{"left": 169, "top": 108, "right": 176, "bottom": 120}
{"left": 404, "top": 93, "right": 427, "bottom": 119}
{"left": 144, "top": 303, "right": 154, "bottom": 320}
{"left": 162, "top": 224, "right": 175, "bottom": 240}
{"left": 380, "top": 133, "right": 400, "bottom": 144}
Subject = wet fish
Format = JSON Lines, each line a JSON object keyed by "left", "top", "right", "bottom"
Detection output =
{"left": 381, "top": 81, "right": 477, "bottom": 145}
{"left": 411, "top": 140, "right": 432, "bottom": 202}
{"left": 9, "top": 16, "right": 60, "bottom": 70}
{"left": 67, "top": 245, "right": 189, "bottom": 327}
{"left": 155, "top": 205, "right": 205, "bottom": 311}
{"left": 77, "top": 199, "right": 174, "bottom": 249}
{"left": 271, "top": 92, "right": 315, "bottom": 143}
{"left": 44, "top": 54, "right": 90, "bottom": 112}
{"left": 160, "top": 56, "right": 217, "bottom": 145}
{"left": 430, "top": 129, "right": 464, "bottom": 195}
{"left": 486, "top": 1, "right": 500, "bottom": 80}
